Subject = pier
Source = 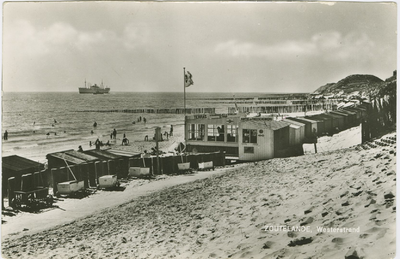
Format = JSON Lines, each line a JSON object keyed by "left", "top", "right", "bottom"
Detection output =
{"left": 228, "top": 102, "right": 338, "bottom": 114}
{"left": 78, "top": 107, "right": 215, "bottom": 114}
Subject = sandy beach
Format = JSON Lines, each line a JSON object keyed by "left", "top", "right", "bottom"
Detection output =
{"left": 1, "top": 127, "right": 396, "bottom": 259}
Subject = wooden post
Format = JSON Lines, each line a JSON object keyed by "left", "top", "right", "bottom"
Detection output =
{"left": 51, "top": 168, "right": 58, "bottom": 195}
{"left": 7, "top": 177, "right": 16, "bottom": 205}
{"left": 313, "top": 128, "right": 318, "bottom": 153}
{"left": 94, "top": 161, "right": 100, "bottom": 185}
{"left": 155, "top": 127, "right": 161, "bottom": 175}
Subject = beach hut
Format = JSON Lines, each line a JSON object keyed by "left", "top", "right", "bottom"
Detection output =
{"left": 46, "top": 150, "right": 99, "bottom": 170}
{"left": 185, "top": 114, "right": 242, "bottom": 157}
{"left": 337, "top": 109, "right": 359, "bottom": 127}
{"left": 289, "top": 124, "right": 302, "bottom": 146}
{"left": 2, "top": 155, "right": 45, "bottom": 206}
{"left": 185, "top": 114, "right": 295, "bottom": 161}
{"left": 46, "top": 150, "right": 99, "bottom": 190}
{"left": 342, "top": 107, "right": 363, "bottom": 121}
{"left": 83, "top": 149, "right": 133, "bottom": 179}
{"left": 238, "top": 119, "right": 291, "bottom": 160}
{"left": 287, "top": 117, "right": 320, "bottom": 140}
{"left": 329, "top": 110, "right": 350, "bottom": 130}
{"left": 326, "top": 112, "right": 345, "bottom": 131}
{"left": 307, "top": 114, "right": 333, "bottom": 135}
{"left": 283, "top": 118, "right": 305, "bottom": 143}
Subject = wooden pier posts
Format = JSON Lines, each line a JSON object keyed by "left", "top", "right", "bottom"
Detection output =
{"left": 79, "top": 107, "right": 216, "bottom": 114}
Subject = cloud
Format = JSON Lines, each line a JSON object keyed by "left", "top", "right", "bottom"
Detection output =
{"left": 122, "top": 23, "right": 150, "bottom": 50}
{"left": 214, "top": 31, "right": 375, "bottom": 62}
{"left": 5, "top": 20, "right": 150, "bottom": 59}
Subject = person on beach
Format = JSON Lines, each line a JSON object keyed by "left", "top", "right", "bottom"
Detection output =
{"left": 170, "top": 125, "right": 173, "bottom": 136}
{"left": 91, "top": 130, "right": 94, "bottom": 135}
{"left": 122, "top": 133, "right": 128, "bottom": 145}
{"left": 113, "top": 129, "right": 117, "bottom": 139}
{"left": 144, "top": 135, "right": 148, "bottom": 141}
{"left": 143, "top": 117, "right": 147, "bottom": 124}
{"left": 89, "top": 141, "right": 92, "bottom": 147}
{"left": 122, "top": 137, "right": 129, "bottom": 145}
{"left": 3, "top": 130, "right": 8, "bottom": 140}
{"left": 95, "top": 138, "right": 101, "bottom": 150}
{"left": 78, "top": 145, "right": 83, "bottom": 152}
{"left": 142, "top": 150, "right": 151, "bottom": 158}
{"left": 93, "top": 122, "right": 97, "bottom": 127}
{"left": 110, "top": 132, "right": 113, "bottom": 139}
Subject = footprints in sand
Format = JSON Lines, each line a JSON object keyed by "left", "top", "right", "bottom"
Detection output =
{"left": 2, "top": 133, "right": 396, "bottom": 259}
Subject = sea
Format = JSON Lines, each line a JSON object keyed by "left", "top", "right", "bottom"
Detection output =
{"left": 2, "top": 92, "right": 306, "bottom": 162}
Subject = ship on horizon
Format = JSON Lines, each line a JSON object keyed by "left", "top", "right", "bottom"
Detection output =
{"left": 79, "top": 80, "right": 110, "bottom": 94}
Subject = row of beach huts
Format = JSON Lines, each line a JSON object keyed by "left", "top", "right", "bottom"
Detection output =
{"left": 2, "top": 147, "right": 224, "bottom": 209}
{"left": 2, "top": 102, "right": 370, "bottom": 210}
{"left": 184, "top": 102, "right": 370, "bottom": 161}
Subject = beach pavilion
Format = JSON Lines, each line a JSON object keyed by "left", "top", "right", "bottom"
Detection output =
{"left": 185, "top": 114, "right": 302, "bottom": 161}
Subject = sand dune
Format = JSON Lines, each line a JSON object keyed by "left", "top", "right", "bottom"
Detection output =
{"left": 1, "top": 131, "right": 396, "bottom": 259}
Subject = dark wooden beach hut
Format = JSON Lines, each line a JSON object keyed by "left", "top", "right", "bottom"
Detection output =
{"left": 2, "top": 155, "right": 45, "bottom": 207}
{"left": 288, "top": 117, "right": 322, "bottom": 139}
{"left": 46, "top": 150, "right": 99, "bottom": 190}
{"left": 342, "top": 107, "right": 363, "bottom": 121}
{"left": 336, "top": 109, "right": 358, "bottom": 127}
{"left": 83, "top": 149, "right": 133, "bottom": 179}
{"left": 46, "top": 150, "right": 99, "bottom": 170}
{"left": 326, "top": 112, "right": 345, "bottom": 131}
{"left": 308, "top": 114, "right": 333, "bottom": 135}
{"left": 329, "top": 111, "right": 350, "bottom": 129}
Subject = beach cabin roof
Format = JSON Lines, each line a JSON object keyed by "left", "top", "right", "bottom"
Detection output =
{"left": 83, "top": 149, "right": 124, "bottom": 160}
{"left": 241, "top": 119, "right": 291, "bottom": 130}
{"left": 292, "top": 117, "right": 319, "bottom": 124}
{"left": 283, "top": 118, "right": 306, "bottom": 127}
{"left": 2, "top": 155, "right": 43, "bottom": 173}
{"left": 289, "top": 124, "right": 301, "bottom": 129}
{"left": 46, "top": 149, "right": 99, "bottom": 165}
{"left": 336, "top": 109, "right": 357, "bottom": 116}
{"left": 330, "top": 110, "right": 349, "bottom": 117}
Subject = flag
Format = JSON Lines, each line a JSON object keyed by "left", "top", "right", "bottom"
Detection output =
{"left": 185, "top": 71, "right": 194, "bottom": 87}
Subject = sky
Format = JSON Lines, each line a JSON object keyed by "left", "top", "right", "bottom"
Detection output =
{"left": 2, "top": 1, "right": 397, "bottom": 93}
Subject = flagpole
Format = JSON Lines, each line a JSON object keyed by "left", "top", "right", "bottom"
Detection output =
{"left": 183, "top": 67, "right": 186, "bottom": 149}
{"left": 184, "top": 67, "right": 186, "bottom": 115}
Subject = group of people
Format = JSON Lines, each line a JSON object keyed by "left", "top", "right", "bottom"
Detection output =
{"left": 135, "top": 116, "right": 147, "bottom": 124}
{"left": 43, "top": 119, "right": 175, "bottom": 152}
{"left": 143, "top": 125, "right": 174, "bottom": 142}
{"left": 90, "top": 138, "right": 111, "bottom": 150}
{"left": 87, "top": 129, "right": 129, "bottom": 149}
